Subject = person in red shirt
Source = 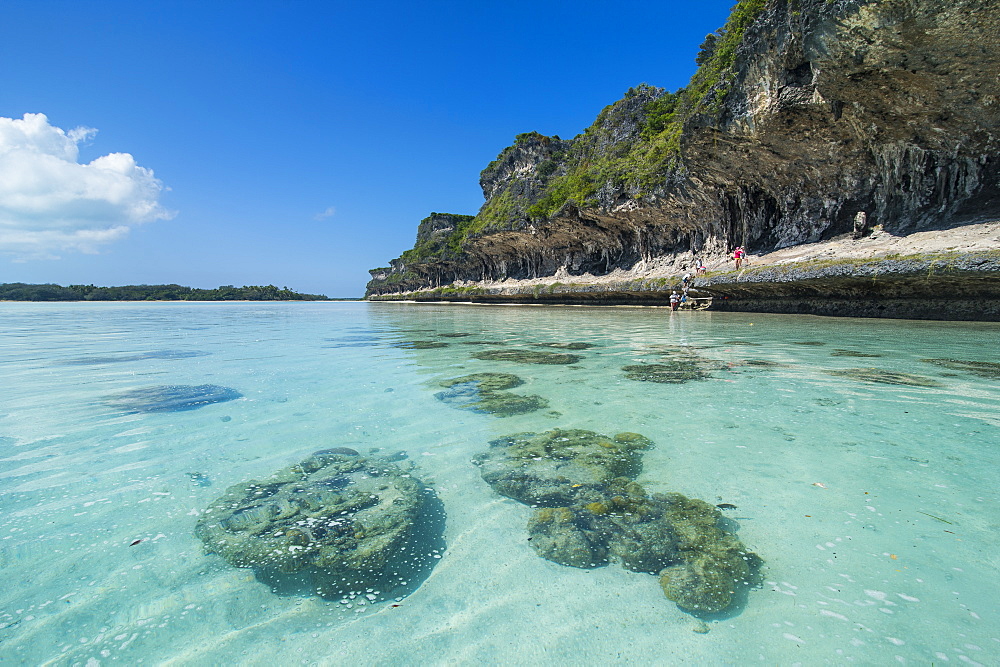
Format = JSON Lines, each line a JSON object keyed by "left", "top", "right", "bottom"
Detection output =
{"left": 733, "top": 246, "right": 746, "bottom": 269}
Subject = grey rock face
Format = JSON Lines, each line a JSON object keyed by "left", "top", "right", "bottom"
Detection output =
{"left": 368, "top": 0, "right": 1000, "bottom": 302}
{"left": 479, "top": 132, "right": 574, "bottom": 204}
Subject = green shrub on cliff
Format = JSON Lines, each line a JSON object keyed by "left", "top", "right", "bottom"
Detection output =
{"left": 366, "top": 0, "right": 771, "bottom": 296}
{"left": 526, "top": 170, "right": 600, "bottom": 219}
{"left": 684, "top": 0, "right": 768, "bottom": 113}
{"left": 398, "top": 213, "right": 477, "bottom": 263}
{"left": 641, "top": 88, "right": 683, "bottom": 138}
{"left": 513, "top": 0, "right": 769, "bottom": 223}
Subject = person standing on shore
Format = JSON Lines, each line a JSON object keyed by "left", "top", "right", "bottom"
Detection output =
{"left": 733, "top": 246, "right": 746, "bottom": 270}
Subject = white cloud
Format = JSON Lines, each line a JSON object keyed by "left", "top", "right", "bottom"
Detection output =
{"left": 314, "top": 205, "right": 336, "bottom": 220}
{"left": 0, "top": 113, "right": 174, "bottom": 259}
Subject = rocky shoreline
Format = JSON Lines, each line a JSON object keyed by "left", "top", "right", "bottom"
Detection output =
{"left": 366, "top": 1, "right": 1000, "bottom": 318}
{"left": 367, "top": 247, "right": 1000, "bottom": 321}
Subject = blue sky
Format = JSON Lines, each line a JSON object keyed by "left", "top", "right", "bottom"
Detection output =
{"left": 0, "top": 0, "right": 736, "bottom": 297}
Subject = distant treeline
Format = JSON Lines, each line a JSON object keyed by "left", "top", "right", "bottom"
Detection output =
{"left": 0, "top": 283, "right": 331, "bottom": 301}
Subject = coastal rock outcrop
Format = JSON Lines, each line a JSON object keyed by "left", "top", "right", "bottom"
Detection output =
{"left": 367, "top": 0, "right": 1000, "bottom": 318}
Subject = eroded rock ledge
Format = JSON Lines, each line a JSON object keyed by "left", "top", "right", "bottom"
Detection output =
{"left": 367, "top": 249, "right": 1000, "bottom": 321}
{"left": 366, "top": 0, "right": 1000, "bottom": 315}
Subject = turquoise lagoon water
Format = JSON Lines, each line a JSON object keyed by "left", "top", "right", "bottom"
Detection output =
{"left": 1, "top": 301, "right": 998, "bottom": 665}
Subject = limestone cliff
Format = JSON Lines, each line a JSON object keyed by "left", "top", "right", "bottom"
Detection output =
{"left": 366, "top": 0, "right": 1000, "bottom": 313}
{"left": 368, "top": 212, "right": 476, "bottom": 293}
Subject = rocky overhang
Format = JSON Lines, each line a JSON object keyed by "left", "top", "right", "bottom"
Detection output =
{"left": 366, "top": 0, "right": 1000, "bottom": 320}
{"left": 367, "top": 249, "right": 1000, "bottom": 321}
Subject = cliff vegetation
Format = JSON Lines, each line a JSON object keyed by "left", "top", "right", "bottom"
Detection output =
{"left": 367, "top": 0, "right": 1000, "bottom": 318}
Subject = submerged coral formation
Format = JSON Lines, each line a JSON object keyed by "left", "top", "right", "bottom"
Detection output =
{"left": 533, "top": 342, "right": 597, "bottom": 350}
{"left": 624, "top": 347, "right": 731, "bottom": 384}
{"left": 831, "top": 349, "right": 883, "bottom": 358}
{"left": 440, "top": 373, "right": 523, "bottom": 392}
{"left": 472, "top": 349, "right": 582, "bottom": 364}
{"left": 642, "top": 344, "right": 704, "bottom": 354}
{"left": 59, "top": 350, "right": 210, "bottom": 365}
{"left": 661, "top": 349, "right": 731, "bottom": 370}
{"left": 195, "top": 449, "right": 441, "bottom": 600}
{"left": 473, "top": 429, "right": 651, "bottom": 506}
{"left": 436, "top": 372, "right": 547, "bottom": 417}
{"left": 741, "top": 359, "right": 788, "bottom": 368}
{"left": 396, "top": 340, "right": 449, "bottom": 349}
{"left": 104, "top": 384, "right": 242, "bottom": 413}
{"left": 473, "top": 428, "right": 759, "bottom": 614}
{"left": 824, "top": 367, "right": 942, "bottom": 387}
{"left": 622, "top": 363, "right": 709, "bottom": 383}
{"left": 921, "top": 358, "right": 1000, "bottom": 379}
{"left": 465, "top": 391, "right": 548, "bottom": 416}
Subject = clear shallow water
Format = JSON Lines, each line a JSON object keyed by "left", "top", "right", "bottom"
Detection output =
{"left": 1, "top": 301, "right": 998, "bottom": 665}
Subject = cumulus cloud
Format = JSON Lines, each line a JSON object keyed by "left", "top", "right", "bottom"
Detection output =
{"left": 314, "top": 206, "right": 336, "bottom": 221}
{"left": 0, "top": 113, "right": 174, "bottom": 259}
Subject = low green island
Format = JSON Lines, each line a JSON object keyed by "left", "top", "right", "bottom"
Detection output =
{"left": 0, "top": 282, "right": 337, "bottom": 301}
